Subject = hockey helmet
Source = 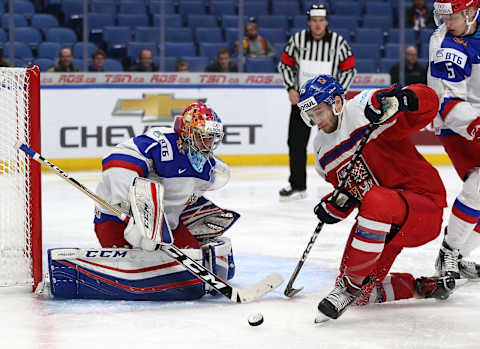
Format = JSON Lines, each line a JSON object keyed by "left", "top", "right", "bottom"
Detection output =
{"left": 297, "top": 75, "right": 344, "bottom": 127}
{"left": 433, "top": 0, "right": 479, "bottom": 27}
{"left": 307, "top": 4, "right": 328, "bottom": 19}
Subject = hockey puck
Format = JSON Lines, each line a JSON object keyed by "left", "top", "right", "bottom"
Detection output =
{"left": 248, "top": 313, "right": 264, "bottom": 326}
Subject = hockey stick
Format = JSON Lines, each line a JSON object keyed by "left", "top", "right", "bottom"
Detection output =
{"left": 17, "top": 143, "right": 283, "bottom": 303}
{"left": 284, "top": 124, "right": 376, "bottom": 297}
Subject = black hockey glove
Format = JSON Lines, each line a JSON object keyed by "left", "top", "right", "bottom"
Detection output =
{"left": 364, "top": 84, "right": 419, "bottom": 125}
{"left": 314, "top": 191, "right": 358, "bottom": 224}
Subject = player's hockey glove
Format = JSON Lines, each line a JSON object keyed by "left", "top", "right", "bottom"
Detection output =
{"left": 364, "top": 84, "right": 419, "bottom": 124}
{"left": 314, "top": 191, "right": 358, "bottom": 224}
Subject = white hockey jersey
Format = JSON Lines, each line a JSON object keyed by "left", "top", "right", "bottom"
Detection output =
{"left": 428, "top": 21, "right": 480, "bottom": 140}
{"left": 95, "top": 127, "right": 229, "bottom": 230}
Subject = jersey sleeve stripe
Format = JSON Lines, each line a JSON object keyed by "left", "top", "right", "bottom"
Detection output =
{"left": 439, "top": 98, "right": 464, "bottom": 121}
{"left": 280, "top": 51, "right": 296, "bottom": 67}
{"left": 339, "top": 55, "right": 355, "bottom": 71}
{"left": 102, "top": 153, "right": 149, "bottom": 177}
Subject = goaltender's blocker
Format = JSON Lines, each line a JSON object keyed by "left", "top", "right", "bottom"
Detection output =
{"left": 17, "top": 101, "right": 282, "bottom": 303}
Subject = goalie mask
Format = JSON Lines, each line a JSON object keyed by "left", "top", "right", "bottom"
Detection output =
{"left": 297, "top": 74, "right": 344, "bottom": 128}
{"left": 433, "top": 0, "right": 479, "bottom": 33}
{"left": 174, "top": 102, "right": 224, "bottom": 172}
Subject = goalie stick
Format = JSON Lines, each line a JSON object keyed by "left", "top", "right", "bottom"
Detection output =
{"left": 17, "top": 142, "right": 283, "bottom": 303}
{"left": 284, "top": 124, "right": 376, "bottom": 298}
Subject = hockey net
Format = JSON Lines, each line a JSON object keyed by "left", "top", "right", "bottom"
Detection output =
{"left": 0, "top": 66, "right": 42, "bottom": 289}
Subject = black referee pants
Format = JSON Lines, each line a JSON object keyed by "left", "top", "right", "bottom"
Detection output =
{"left": 287, "top": 104, "right": 311, "bottom": 191}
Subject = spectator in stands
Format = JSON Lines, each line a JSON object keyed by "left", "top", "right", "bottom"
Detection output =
{"left": 389, "top": 46, "right": 427, "bottom": 85}
{"left": 128, "top": 49, "right": 159, "bottom": 72}
{"left": 205, "top": 49, "right": 238, "bottom": 73}
{"left": 0, "top": 54, "right": 9, "bottom": 67}
{"left": 48, "top": 47, "right": 79, "bottom": 72}
{"left": 176, "top": 60, "right": 189, "bottom": 72}
{"left": 89, "top": 49, "right": 106, "bottom": 72}
{"left": 406, "top": 0, "right": 434, "bottom": 30}
{"left": 236, "top": 21, "right": 276, "bottom": 58}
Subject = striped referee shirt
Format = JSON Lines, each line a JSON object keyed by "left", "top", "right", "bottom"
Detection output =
{"left": 278, "top": 29, "right": 356, "bottom": 91}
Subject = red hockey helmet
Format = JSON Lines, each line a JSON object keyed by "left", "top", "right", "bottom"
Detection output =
{"left": 434, "top": 0, "right": 479, "bottom": 27}
{"left": 174, "top": 102, "right": 223, "bottom": 154}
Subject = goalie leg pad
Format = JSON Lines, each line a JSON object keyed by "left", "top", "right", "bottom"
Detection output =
{"left": 47, "top": 248, "right": 206, "bottom": 301}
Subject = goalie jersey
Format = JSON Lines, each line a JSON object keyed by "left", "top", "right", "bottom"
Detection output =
{"left": 94, "top": 127, "right": 229, "bottom": 231}
{"left": 313, "top": 85, "right": 446, "bottom": 209}
{"left": 428, "top": 22, "right": 480, "bottom": 139}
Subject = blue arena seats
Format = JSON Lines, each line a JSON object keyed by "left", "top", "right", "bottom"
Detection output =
{"left": 103, "top": 26, "right": 132, "bottom": 46}
{"left": 362, "top": 15, "right": 393, "bottom": 30}
{"left": 12, "top": 0, "right": 35, "bottom": 18}
{"left": 13, "top": 58, "right": 27, "bottom": 67}
{"left": 244, "top": 1, "right": 268, "bottom": 17}
{"left": 221, "top": 15, "right": 249, "bottom": 29}
{"left": 3, "top": 42, "right": 33, "bottom": 60}
{"left": 33, "top": 58, "right": 54, "bottom": 72}
{"left": 272, "top": 1, "right": 302, "bottom": 16}
{"left": 355, "top": 58, "right": 378, "bottom": 73}
{"left": 135, "top": 26, "right": 159, "bottom": 43}
{"left": 199, "top": 42, "right": 229, "bottom": 59}
{"left": 61, "top": 0, "right": 83, "bottom": 23}
{"left": 210, "top": 1, "right": 236, "bottom": 16}
{"left": 149, "top": 1, "right": 176, "bottom": 15}
{"left": 355, "top": 28, "right": 384, "bottom": 45}
{"left": 257, "top": 16, "right": 288, "bottom": 30}
{"left": 153, "top": 14, "right": 183, "bottom": 27}
{"left": 260, "top": 28, "right": 287, "bottom": 44}
{"left": 165, "top": 42, "right": 196, "bottom": 57}
{"left": 245, "top": 57, "right": 276, "bottom": 73}
{"left": 1, "top": 14, "right": 27, "bottom": 29}
{"left": 37, "top": 42, "right": 61, "bottom": 59}
{"left": 225, "top": 27, "right": 239, "bottom": 46}
{"left": 274, "top": 43, "right": 285, "bottom": 57}
{"left": 188, "top": 15, "right": 217, "bottom": 29}
{"left": 31, "top": 14, "right": 59, "bottom": 34}
{"left": 127, "top": 42, "right": 158, "bottom": 61}
{"left": 119, "top": 2, "right": 147, "bottom": 15}
{"left": 103, "top": 58, "right": 124, "bottom": 72}
{"left": 14, "top": 27, "right": 42, "bottom": 48}
{"left": 350, "top": 43, "right": 381, "bottom": 61}
{"left": 387, "top": 28, "right": 417, "bottom": 45}
{"left": 178, "top": 1, "right": 207, "bottom": 16}
{"left": 117, "top": 14, "right": 149, "bottom": 28}
{"left": 166, "top": 27, "right": 193, "bottom": 42}
{"left": 0, "top": 28, "right": 5, "bottom": 43}
{"left": 72, "top": 42, "right": 98, "bottom": 58}
{"left": 365, "top": 2, "right": 392, "bottom": 16}
{"left": 181, "top": 56, "right": 210, "bottom": 72}
{"left": 384, "top": 43, "right": 403, "bottom": 59}
{"left": 91, "top": 2, "right": 117, "bottom": 15}
{"left": 378, "top": 58, "right": 398, "bottom": 73}
{"left": 328, "top": 15, "right": 358, "bottom": 32}
{"left": 46, "top": 27, "right": 77, "bottom": 47}
{"left": 88, "top": 13, "right": 115, "bottom": 32}
{"left": 334, "top": 2, "right": 362, "bottom": 17}
{"left": 195, "top": 27, "right": 223, "bottom": 43}
{"left": 335, "top": 28, "right": 352, "bottom": 41}
{"left": 292, "top": 15, "right": 306, "bottom": 28}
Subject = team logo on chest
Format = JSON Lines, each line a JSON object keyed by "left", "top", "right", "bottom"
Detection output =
{"left": 337, "top": 155, "right": 378, "bottom": 200}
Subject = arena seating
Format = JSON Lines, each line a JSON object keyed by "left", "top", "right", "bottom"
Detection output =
{"left": 0, "top": 0, "right": 435, "bottom": 73}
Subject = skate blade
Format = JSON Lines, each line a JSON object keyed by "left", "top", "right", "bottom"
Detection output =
{"left": 314, "top": 313, "right": 331, "bottom": 325}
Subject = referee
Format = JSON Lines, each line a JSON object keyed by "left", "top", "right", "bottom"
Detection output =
{"left": 278, "top": 4, "right": 356, "bottom": 201}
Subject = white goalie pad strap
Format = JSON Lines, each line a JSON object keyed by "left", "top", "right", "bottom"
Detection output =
{"left": 129, "top": 177, "right": 173, "bottom": 245}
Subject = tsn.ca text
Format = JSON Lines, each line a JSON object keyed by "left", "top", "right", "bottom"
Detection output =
{"left": 59, "top": 124, "right": 262, "bottom": 148}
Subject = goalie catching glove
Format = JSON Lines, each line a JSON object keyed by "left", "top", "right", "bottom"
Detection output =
{"left": 124, "top": 177, "right": 173, "bottom": 251}
{"left": 364, "top": 84, "right": 419, "bottom": 125}
{"left": 314, "top": 191, "right": 358, "bottom": 224}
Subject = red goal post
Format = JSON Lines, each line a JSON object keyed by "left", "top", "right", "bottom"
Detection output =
{"left": 0, "top": 65, "right": 42, "bottom": 290}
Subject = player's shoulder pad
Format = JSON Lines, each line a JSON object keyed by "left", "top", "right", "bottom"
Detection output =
{"left": 431, "top": 28, "right": 470, "bottom": 70}
{"left": 136, "top": 127, "right": 177, "bottom": 162}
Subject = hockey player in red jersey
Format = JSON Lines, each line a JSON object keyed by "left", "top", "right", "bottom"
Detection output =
{"left": 297, "top": 75, "right": 456, "bottom": 321}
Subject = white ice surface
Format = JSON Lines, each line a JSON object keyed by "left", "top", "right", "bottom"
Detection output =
{"left": 1, "top": 166, "right": 480, "bottom": 349}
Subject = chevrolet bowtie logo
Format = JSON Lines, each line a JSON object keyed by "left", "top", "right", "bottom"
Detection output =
{"left": 112, "top": 94, "right": 205, "bottom": 122}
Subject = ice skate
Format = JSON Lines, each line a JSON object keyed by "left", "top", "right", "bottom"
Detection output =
{"left": 415, "top": 276, "right": 455, "bottom": 300}
{"left": 458, "top": 258, "right": 480, "bottom": 279}
{"left": 315, "top": 276, "right": 361, "bottom": 322}
{"left": 279, "top": 185, "right": 307, "bottom": 202}
{"left": 435, "top": 240, "right": 461, "bottom": 279}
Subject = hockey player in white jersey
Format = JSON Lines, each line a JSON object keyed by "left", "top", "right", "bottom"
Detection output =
{"left": 87, "top": 102, "right": 240, "bottom": 300}
{"left": 428, "top": 0, "right": 480, "bottom": 279}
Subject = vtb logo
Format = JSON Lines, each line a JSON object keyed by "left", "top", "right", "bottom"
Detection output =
{"left": 112, "top": 94, "right": 206, "bottom": 122}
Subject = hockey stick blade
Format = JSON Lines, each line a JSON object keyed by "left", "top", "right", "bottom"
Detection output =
{"left": 284, "top": 286, "right": 304, "bottom": 298}
{"left": 18, "top": 142, "right": 282, "bottom": 304}
{"left": 236, "top": 273, "right": 284, "bottom": 303}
